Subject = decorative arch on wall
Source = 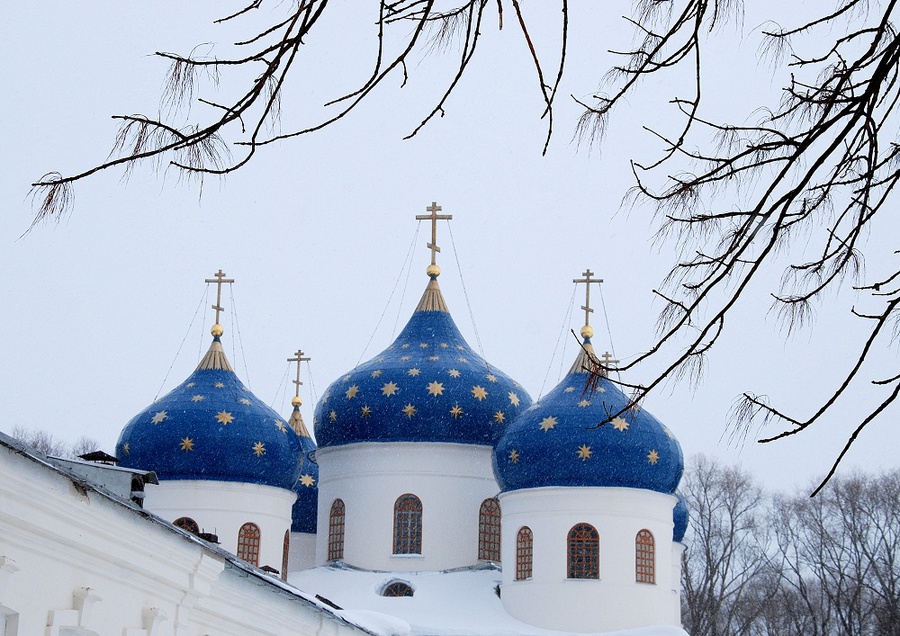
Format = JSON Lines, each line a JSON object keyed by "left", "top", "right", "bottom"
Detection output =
{"left": 237, "top": 522, "right": 261, "bottom": 566}
{"left": 393, "top": 494, "right": 423, "bottom": 555}
{"left": 478, "top": 498, "right": 501, "bottom": 561}
{"left": 635, "top": 529, "right": 655, "bottom": 584}
{"left": 328, "top": 498, "right": 345, "bottom": 561}
{"left": 567, "top": 523, "right": 599, "bottom": 579}
{"left": 515, "top": 526, "right": 533, "bottom": 581}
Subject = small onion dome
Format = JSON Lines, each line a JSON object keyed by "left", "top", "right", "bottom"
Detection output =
{"left": 673, "top": 490, "right": 689, "bottom": 542}
{"left": 116, "top": 336, "right": 301, "bottom": 490}
{"left": 291, "top": 404, "right": 319, "bottom": 533}
{"left": 314, "top": 277, "right": 532, "bottom": 448}
{"left": 494, "top": 337, "right": 683, "bottom": 494}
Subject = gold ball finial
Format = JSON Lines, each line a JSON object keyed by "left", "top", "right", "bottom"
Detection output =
{"left": 291, "top": 396, "right": 303, "bottom": 408}
{"left": 211, "top": 323, "right": 224, "bottom": 337}
{"left": 580, "top": 325, "right": 594, "bottom": 339}
{"left": 426, "top": 264, "right": 441, "bottom": 278}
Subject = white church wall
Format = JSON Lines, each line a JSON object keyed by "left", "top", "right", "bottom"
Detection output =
{"left": 498, "top": 486, "right": 680, "bottom": 633}
{"left": 290, "top": 532, "right": 317, "bottom": 573}
{"left": 0, "top": 437, "right": 370, "bottom": 636}
{"left": 144, "top": 480, "right": 295, "bottom": 573}
{"left": 315, "top": 441, "right": 498, "bottom": 571}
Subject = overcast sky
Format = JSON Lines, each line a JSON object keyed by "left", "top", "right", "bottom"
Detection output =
{"left": 1, "top": 1, "right": 894, "bottom": 492}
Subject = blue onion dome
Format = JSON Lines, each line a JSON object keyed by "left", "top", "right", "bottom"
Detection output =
{"left": 494, "top": 327, "right": 683, "bottom": 494}
{"left": 289, "top": 397, "right": 318, "bottom": 533}
{"left": 117, "top": 329, "right": 302, "bottom": 490}
{"left": 673, "top": 490, "right": 689, "bottom": 542}
{"left": 314, "top": 272, "right": 532, "bottom": 448}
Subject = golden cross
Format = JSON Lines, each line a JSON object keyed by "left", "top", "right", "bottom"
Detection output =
{"left": 415, "top": 201, "right": 453, "bottom": 266}
{"left": 287, "top": 349, "right": 311, "bottom": 398}
{"left": 204, "top": 269, "right": 234, "bottom": 325}
{"left": 573, "top": 269, "right": 604, "bottom": 327}
{"left": 601, "top": 351, "right": 619, "bottom": 367}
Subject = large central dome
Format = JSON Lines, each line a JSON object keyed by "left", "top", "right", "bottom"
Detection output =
{"left": 314, "top": 274, "right": 532, "bottom": 447}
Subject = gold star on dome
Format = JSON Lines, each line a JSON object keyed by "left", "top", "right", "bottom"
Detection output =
{"left": 509, "top": 449, "right": 520, "bottom": 463}
{"left": 376, "top": 357, "right": 385, "bottom": 363}
{"left": 275, "top": 419, "right": 287, "bottom": 433}
{"left": 382, "top": 382, "right": 399, "bottom": 397}
{"left": 564, "top": 387, "right": 576, "bottom": 393}
{"left": 401, "top": 343, "right": 411, "bottom": 349}
{"left": 216, "top": 411, "right": 234, "bottom": 425}
{"left": 239, "top": 398, "right": 252, "bottom": 405}
{"left": 252, "top": 441, "right": 266, "bottom": 457}
{"left": 371, "top": 370, "right": 383, "bottom": 378}
{"left": 596, "top": 386, "right": 606, "bottom": 393}
{"left": 428, "top": 355, "right": 440, "bottom": 361}
{"left": 450, "top": 405, "right": 463, "bottom": 419}
{"left": 151, "top": 411, "right": 168, "bottom": 425}
{"left": 420, "top": 343, "right": 429, "bottom": 349}
{"left": 508, "top": 392, "right": 520, "bottom": 407}
{"left": 214, "top": 382, "right": 225, "bottom": 389}
{"left": 427, "top": 381, "right": 444, "bottom": 396}
{"left": 186, "top": 382, "right": 195, "bottom": 388}
{"left": 472, "top": 386, "right": 488, "bottom": 401}
{"left": 486, "top": 374, "right": 498, "bottom": 383}
{"left": 180, "top": 437, "right": 194, "bottom": 452}
{"left": 448, "top": 369, "right": 461, "bottom": 378}
{"left": 458, "top": 357, "right": 468, "bottom": 363}
{"left": 191, "top": 395, "right": 205, "bottom": 402}
{"left": 647, "top": 449, "right": 660, "bottom": 465}
{"left": 578, "top": 399, "right": 591, "bottom": 408}
{"left": 577, "top": 444, "right": 593, "bottom": 460}
{"left": 403, "top": 403, "right": 417, "bottom": 418}
{"left": 345, "top": 385, "right": 359, "bottom": 399}
{"left": 408, "top": 368, "right": 421, "bottom": 377}
{"left": 611, "top": 417, "right": 629, "bottom": 432}
{"left": 361, "top": 405, "right": 372, "bottom": 417}
{"left": 456, "top": 345, "right": 465, "bottom": 351}
{"left": 123, "top": 442, "right": 130, "bottom": 455}
{"left": 494, "top": 411, "right": 506, "bottom": 424}
{"left": 299, "top": 474, "right": 316, "bottom": 487}
{"left": 539, "top": 416, "right": 558, "bottom": 432}
{"left": 663, "top": 425, "right": 675, "bottom": 439}
{"left": 329, "top": 410, "right": 337, "bottom": 422}
{"left": 343, "top": 374, "right": 353, "bottom": 382}
{"left": 323, "top": 392, "right": 330, "bottom": 404}
{"left": 400, "top": 356, "right": 412, "bottom": 361}
{"left": 439, "top": 343, "right": 449, "bottom": 348}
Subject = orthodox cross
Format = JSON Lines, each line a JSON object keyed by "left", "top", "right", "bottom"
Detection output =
{"left": 573, "top": 269, "right": 604, "bottom": 327}
{"left": 205, "top": 269, "right": 234, "bottom": 325}
{"left": 601, "top": 351, "right": 619, "bottom": 367}
{"left": 415, "top": 201, "right": 453, "bottom": 266}
{"left": 287, "top": 349, "right": 311, "bottom": 398}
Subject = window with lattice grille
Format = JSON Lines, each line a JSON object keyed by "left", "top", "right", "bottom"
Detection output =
{"left": 393, "top": 494, "right": 423, "bottom": 555}
{"left": 174, "top": 516, "right": 199, "bottom": 534}
{"left": 478, "top": 498, "right": 501, "bottom": 561}
{"left": 237, "top": 522, "right": 261, "bottom": 566}
{"left": 516, "top": 526, "right": 533, "bottom": 580}
{"left": 567, "top": 523, "right": 599, "bottom": 579}
{"left": 635, "top": 529, "right": 655, "bottom": 584}
{"left": 328, "top": 499, "right": 345, "bottom": 561}
{"left": 382, "top": 581, "right": 415, "bottom": 597}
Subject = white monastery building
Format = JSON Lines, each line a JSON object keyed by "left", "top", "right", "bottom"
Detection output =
{"left": 0, "top": 204, "right": 689, "bottom": 636}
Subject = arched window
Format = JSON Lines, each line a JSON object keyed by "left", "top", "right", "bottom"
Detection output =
{"left": 567, "top": 523, "right": 599, "bottom": 579}
{"left": 516, "top": 526, "right": 533, "bottom": 580}
{"left": 328, "top": 499, "right": 345, "bottom": 561}
{"left": 382, "top": 581, "right": 415, "bottom": 597}
{"left": 174, "top": 516, "right": 200, "bottom": 535}
{"left": 478, "top": 498, "right": 501, "bottom": 561}
{"left": 237, "top": 522, "right": 261, "bottom": 566}
{"left": 281, "top": 530, "right": 290, "bottom": 581}
{"left": 635, "top": 529, "right": 656, "bottom": 584}
{"left": 393, "top": 494, "right": 423, "bottom": 555}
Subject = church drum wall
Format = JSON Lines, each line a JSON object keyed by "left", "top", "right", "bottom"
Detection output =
{"left": 315, "top": 442, "right": 499, "bottom": 571}
{"left": 498, "top": 486, "right": 681, "bottom": 633}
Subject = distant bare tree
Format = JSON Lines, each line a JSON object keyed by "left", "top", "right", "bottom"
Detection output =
{"left": 11, "top": 426, "right": 101, "bottom": 459}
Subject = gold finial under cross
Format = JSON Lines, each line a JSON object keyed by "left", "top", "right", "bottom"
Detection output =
{"left": 573, "top": 269, "right": 604, "bottom": 328}
{"left": 204, "top": 269, "right": 234, "bottom": 327}
{"left": 415, "top": 201, "right": 453, "bottom": 267}
{"left": 287, "top": 349, "right": 311, "bottom": 399}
